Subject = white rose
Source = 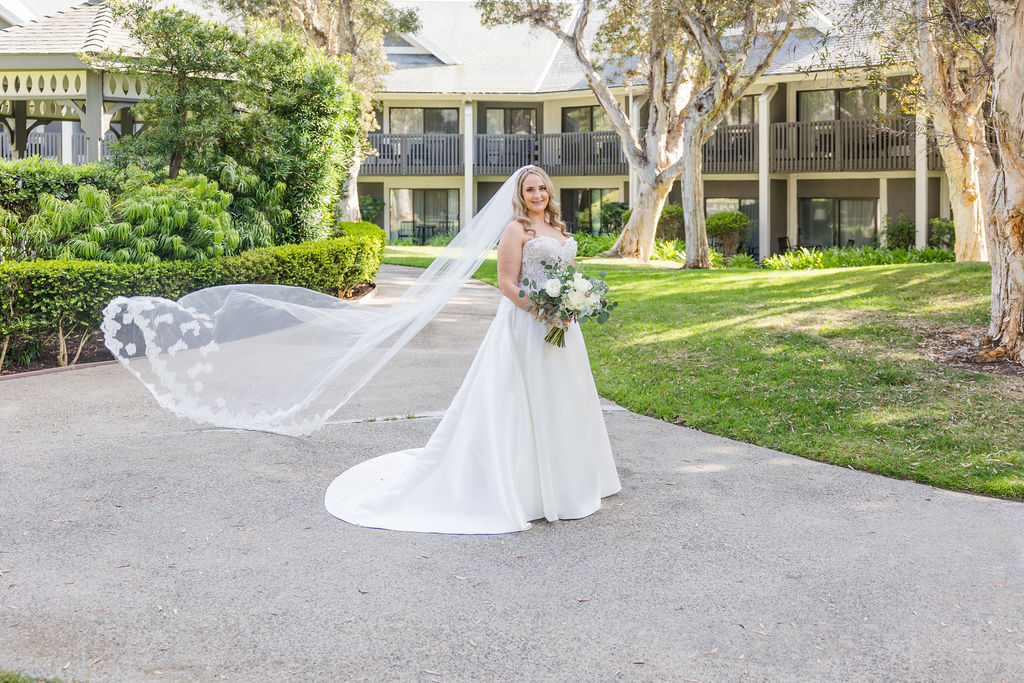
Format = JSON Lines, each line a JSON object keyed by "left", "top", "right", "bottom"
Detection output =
{"left": 572, "top": 274, "right": 593, "bottom": 292}
{"left": 566, "top": 290, "right": 588, "bottom": 310}
{"left": 544, "top": 279, "right": 562, "bottom": 297}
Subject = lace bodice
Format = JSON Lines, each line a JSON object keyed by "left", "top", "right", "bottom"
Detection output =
{"left": 519, "top": 236, "right": 577, "bottom": 291}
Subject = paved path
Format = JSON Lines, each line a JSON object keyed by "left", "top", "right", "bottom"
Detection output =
{"left": 1, "top": 265, "right": 1022, "bottom": 682}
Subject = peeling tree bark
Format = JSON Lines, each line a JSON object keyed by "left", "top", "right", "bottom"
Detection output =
{"left": 677, "top": 133, "right": 709, "bottom": 268}
{"left": 915, "top": 0, "right": 992, "bottom": 262}
{"left": 986, "top": 0, "right": 1024, "bottom": 362}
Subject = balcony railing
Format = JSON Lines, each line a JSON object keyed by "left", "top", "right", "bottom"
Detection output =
{"left": 538, "top": 131, "right": 628, "bottom": 176}
{"left": 362, "top": 133, "right": 463, "bottom": 176}
{"left": 474, "top": 133, "right": 537, "bottom": 174}
{"left": 360, "top": 119, "right": 954, "bottom": 177}
{"left": 770, "top": 117, "right": 929, "bottom": 172}
{"left": 703, "top": 124, "right": 757, "bottom": 173}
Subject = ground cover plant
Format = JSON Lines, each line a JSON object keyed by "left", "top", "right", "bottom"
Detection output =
{"left": 383, "top": 245, "right": 1023, "bottom": 498}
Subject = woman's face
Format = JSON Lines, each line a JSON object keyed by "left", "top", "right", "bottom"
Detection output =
{"left": 521, "top": 173, "right": 549, "bottom": 214}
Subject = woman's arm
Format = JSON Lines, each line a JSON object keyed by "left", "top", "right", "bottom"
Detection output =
{"left": 496, "top": 221, "right": 534, "bottom": 313}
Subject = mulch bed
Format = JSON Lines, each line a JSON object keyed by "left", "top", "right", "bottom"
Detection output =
{"left": 917, "top": 326, "right": 1024, "bottom": 379}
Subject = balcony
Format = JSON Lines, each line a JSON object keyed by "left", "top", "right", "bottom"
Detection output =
{"left": 703, "top": 124, "right": 757, "bottom": 173}
{"left": 361, "top": 133, "right": 463, "bottom": 176}
{"left": 769, "top": 117, "right": 945, "bottom": 172}
{"left": 537, "top": 131, "right": 628, "bottom": 176}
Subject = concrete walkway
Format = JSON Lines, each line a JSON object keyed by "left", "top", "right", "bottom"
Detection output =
{"left": 1, "top": 265, "right": 1022, "bottom": 682}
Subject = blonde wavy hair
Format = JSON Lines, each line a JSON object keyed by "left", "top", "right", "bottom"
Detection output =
{"left": 512, "top": 165, "right": 568, "bottom": 236}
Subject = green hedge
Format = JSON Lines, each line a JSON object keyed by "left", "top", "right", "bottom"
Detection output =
{"left": 0, "top": 230, "right": 385, "bottom": 369}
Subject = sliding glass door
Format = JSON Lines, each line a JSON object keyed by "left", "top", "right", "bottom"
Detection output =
{"left": 798, "top": 198, "right": 877, "bottom": 248}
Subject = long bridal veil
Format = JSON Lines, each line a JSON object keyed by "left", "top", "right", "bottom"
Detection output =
{"left": 101, "top": 166, "right": 532, "bottom": 436}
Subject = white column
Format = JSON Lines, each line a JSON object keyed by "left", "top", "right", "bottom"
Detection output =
{"left": 878, "top": 177, "right": 888, "bottom": 247}
{"left": 939, "top": 171, "right": 951, "bottom": 219}
{"left": 757, "top": 86, "right": 777, "bottom": 258}
{"left": 463, "top": 100, "right": 474, "bottom": 228}
{"left": 914, "top": 109, "right": 928, "bottom": 249}
{"left": 84, "top": 71, "right": 104, "bottom": 163}
{"left": 787, "top": 175, "right": 798, "bottom": 248}
{"left": 60, "top": 120, "right": 73, "bottom": 164}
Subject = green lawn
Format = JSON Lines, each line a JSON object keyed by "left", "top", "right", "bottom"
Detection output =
{"left": 383, "top": 246, "right": 1024, "bottom": 499}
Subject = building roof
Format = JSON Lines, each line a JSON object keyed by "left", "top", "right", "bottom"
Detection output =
{"left": 384, "top": 0, "right": 883, "bottom": 95}
{"left": 0, "top": 0, "right": 134, "bottom": 56}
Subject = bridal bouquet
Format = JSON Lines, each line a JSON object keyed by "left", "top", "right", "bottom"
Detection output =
{"left": 520, "top": 262, "right": 618, "bottom": 347}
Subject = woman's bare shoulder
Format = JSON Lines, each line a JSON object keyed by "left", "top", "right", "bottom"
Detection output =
{"left": 500, "top": 220, "right": 529, "bottom": 245}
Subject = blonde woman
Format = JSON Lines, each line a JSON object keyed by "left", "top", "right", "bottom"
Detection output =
{"left": 324, "top": 166, "right": 621, "bottom": 533}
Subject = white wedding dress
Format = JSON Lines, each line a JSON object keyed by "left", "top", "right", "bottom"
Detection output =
{"left": 324, "top": 235, "right": 622, "bottom": 534}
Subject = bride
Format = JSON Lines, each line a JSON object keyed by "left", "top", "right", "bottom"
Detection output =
{"left": 324, "top": 166, "right": 621, "bottom": 533}
{"left": 101, "top": 165, "right": 619, "bottom": 535}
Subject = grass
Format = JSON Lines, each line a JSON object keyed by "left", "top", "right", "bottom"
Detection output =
{"left": 382, "top": 246, "right": 1024, "bottom": 499}
{"left": 0, "top": 671, "right": 65, "bottom": 683}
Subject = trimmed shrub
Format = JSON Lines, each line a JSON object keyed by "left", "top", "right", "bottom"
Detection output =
{"left": 705, "top": 211, "right": 750, "bottom": 258}
{"left": 0, "top": 231, "right": 385, "bottom": 370}
{"left": 599, "top": 201, "right": 630, "bottom": 233}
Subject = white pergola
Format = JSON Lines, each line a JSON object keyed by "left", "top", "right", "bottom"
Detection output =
{"left": 0, "top": 0, "right": 144, "bottom": 163}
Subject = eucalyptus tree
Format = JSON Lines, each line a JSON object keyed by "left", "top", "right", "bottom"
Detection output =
{"left": 985, "top": 0, "right": 1024, "bottom": 361}
{"left": 212, "top": 0, "right": 420, "bottom": 221}
{"left": 845, "top": 0, "right": 993, "bottom": 261}
{"left": 477, "top": 0, "right": 804, "bottom": 266}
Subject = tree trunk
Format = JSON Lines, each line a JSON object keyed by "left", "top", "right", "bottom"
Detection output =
{"left": 932, "top": 111, "right": 991, "bottom": 261}
{"left": 339, "top": 148, "right": 363, "bottom": 222}
{"left": 679, "top": 136, "right": 710, "bottom": 269}
{"left": 602, "top": 172, "right": 673, "bottom": 262}
{"left": 987, "top": 1, "right": 1024, "bottom": 362}
{"left": 168, "top": 151, "right": 182, "bottom": 180}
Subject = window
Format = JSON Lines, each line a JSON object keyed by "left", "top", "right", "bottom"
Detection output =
{"left": 389, "top": 189, "right": 460, "bottom": 235}
{"left": 561, "top": 105, "right": 612, "bottom": 132}
{"left": 723, "top": 96, "right": 757, "bottom": 126}
{"left": 389, "top": 107, "right": 458, "bottom": 134}
{"left": 560, "top": 188, "right": 619, "bottom": 234}
{"left": 485, "top": 108, "right": 536, "bottom": 135}
{"left": 798, "top": 198, "right": 877, "bottom": 248}
{"left": 798, "top": 88, "right": 879, "bottom": 122}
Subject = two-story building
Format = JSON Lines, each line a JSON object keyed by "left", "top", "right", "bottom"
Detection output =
{"left": 0, "top": 0, "right": 950, "bottom": 256}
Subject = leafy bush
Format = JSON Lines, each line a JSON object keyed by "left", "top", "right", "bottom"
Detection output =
{"left": 883, "top": 213, "right": 915, "bottom": 249}
{"left": 652, "top": 238, "right": 685, "bottom": 261}
{"left": 0, "top": 158, "right": 139, "bottom": 218}
{"left": 575, "top": 232, "right": 617, "bottom": 257}
{"left": 657, "top": 203, "right": 686, "bottom": 240}
{"left": 929, "top": 217, "right": 955, "bottom": 249}
{"left": 599, "top": 202, "right": 630, "bottom": 233}
{"left": 6, "top": 174, "right": 266, "bottom": 264}
{"left": 358, "top": 195, "right": 386, "bottom": 221}
{"left": 426, "top": 231, "right": 457, "bottom": 247}
{"left": 705, "top": 211, "right": 749, "bottom": 238}
{"left": 106, "top": 9, "right": 361, "bottom": 244}
{"left": 763, "top": 246, "right": 955, "bottom": 270}
{"left": 0, "top": 231, "right": 385, "bottom": 371}
{"left": 726, "top": 252, "right": 759, "bottom": 269}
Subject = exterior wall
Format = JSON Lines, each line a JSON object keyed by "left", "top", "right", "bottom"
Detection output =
{"left": 797, "top": 178, "right": 879, "bottom": 198}
{"left": 888, "top": 178, "right": 915, "bottom": 220}
{"left": 359, "top": 181, "right": 385, "bottom": 227}
{"left": 705, "top": 179, "right": 758, "bottom": 199}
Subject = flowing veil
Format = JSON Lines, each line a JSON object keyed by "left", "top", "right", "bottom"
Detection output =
{"left": 101, "top": 166, "right": 533, "bottom": 436}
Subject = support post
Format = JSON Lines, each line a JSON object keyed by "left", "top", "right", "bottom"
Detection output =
{"left": 13, "top": 101, "right": 27, "bottom": 159}
{"left": 878, "top": 177, "right": 888, "bottom": 247}
{"left": 60, "top": 120, "right": 73, "bottom": 164}
{"left": 463, "top": 100, "right": 473, "bottom": 229}
{"left": 757, "top": 86, "right": 777, "bottom": 259}
{"left": 914, "top": 109, "right": 928, "bottom": 249}
{"left": 787, "top": 175, "right": 798, "bottom": 248}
